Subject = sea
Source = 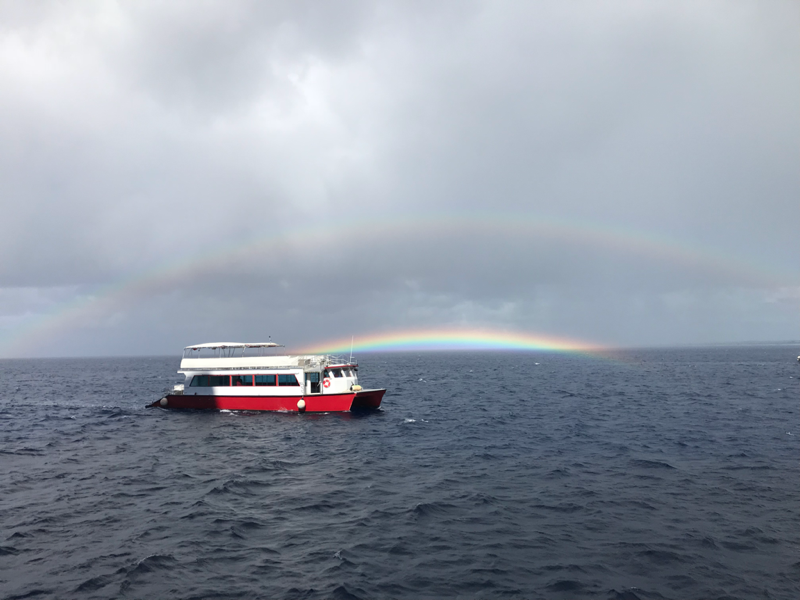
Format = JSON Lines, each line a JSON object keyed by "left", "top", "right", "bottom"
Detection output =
{"left": 1, "top": 346, "right": 798, "bottom": 600}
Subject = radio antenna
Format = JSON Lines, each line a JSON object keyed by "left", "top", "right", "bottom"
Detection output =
{"left": 349, "top": 336, "right": 354, "bottom": 364}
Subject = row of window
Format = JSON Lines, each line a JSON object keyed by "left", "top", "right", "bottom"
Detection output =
{"left": 189, "top": 374, "right": 300, "bottom": 387}
{"left": 188, "top": 369, "right": 356, "bottom": 388}
{"left": 326, "top": 368, "right": 356, "bottom": 378}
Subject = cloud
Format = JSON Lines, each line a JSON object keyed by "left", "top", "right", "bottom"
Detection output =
{"left": 0, "top": 0, "right": 797, "bottom": 356}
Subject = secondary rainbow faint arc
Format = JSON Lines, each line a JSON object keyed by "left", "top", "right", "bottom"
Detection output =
{"left": 299, "top": 328, "right": 607, "bottom": 354}
{"left": 2, "top": 210, "right": 796, "bottom": 356}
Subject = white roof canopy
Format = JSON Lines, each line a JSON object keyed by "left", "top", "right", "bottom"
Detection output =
{"left": 184, "top": 342, "right": 282, "bottom": 350}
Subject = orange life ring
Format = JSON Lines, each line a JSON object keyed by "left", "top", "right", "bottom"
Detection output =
{"left": 323, "top": 378, "right": 331, "bottom": 388}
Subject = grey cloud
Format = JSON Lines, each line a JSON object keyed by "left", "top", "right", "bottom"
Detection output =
{"left": 0, "top": 0, "right": 797, "bottom": 356}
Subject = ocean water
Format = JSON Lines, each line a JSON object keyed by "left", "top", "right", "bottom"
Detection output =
{"left": 1, "top": 346, "right": 798, "bottom": 600}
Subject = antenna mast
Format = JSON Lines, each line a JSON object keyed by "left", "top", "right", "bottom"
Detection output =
{"left": 349, "top": 336, "right": 354, "bottom": 364}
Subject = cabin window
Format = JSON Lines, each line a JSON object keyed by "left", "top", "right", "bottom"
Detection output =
{"left": 231, "top": 375, "right": 253, "bottom": 386}
{"left": 208, "top": 375, "right": 229, "bottom": 386}
{"left": 189, "top": 375, "right": 209, "bottom": 387}
{"left": 278, "top": 374, "right": 300, "bottom": 386}
{"left": 331, "top": 368, "right": 342, "bottom": 378}
{"left": 188, "top": 374, "right": 229, "bottom": 387}
{"left": 255, "top": 374, "right": 276, "bottom": 386}
{"left": 306, "top": 372, "right": 320, "bottom": 383}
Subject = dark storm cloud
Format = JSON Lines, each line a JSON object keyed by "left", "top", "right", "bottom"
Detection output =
{"left": 0, "top": 1, "right": 797, "bottom": 356}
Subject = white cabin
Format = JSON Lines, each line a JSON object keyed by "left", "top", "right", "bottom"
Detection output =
{"left": 177, "top": 342, "right": 360, "bottom": 396}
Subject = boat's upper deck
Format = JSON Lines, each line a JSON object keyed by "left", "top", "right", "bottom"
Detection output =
{"left": 178, "top": 342, "right": 355, "bottom": 372}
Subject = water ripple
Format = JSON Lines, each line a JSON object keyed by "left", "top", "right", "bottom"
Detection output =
{"left": 0, "top": 348, "right": 798, "bottom": 599}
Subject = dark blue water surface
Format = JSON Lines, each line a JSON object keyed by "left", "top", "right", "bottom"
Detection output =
{"left": 1, "top": 346, "right": 798, "bottom": 600}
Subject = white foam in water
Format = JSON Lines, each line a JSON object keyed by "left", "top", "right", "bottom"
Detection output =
{"left": 404, "top": 418, "right": 416, "bottom": 423}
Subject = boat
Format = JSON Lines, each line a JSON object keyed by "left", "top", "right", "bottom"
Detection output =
{"left": 148, "top": 342, "right": 386, "bottom": 413}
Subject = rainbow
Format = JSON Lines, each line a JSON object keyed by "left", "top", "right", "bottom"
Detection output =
{"left": 1, "top": 210, "right": 796, "bottom": 357}
{"left": 297, "top": 327, "right": 607, "bottom": 355}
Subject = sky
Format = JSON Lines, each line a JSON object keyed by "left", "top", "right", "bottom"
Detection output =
{"left": 0, "top": 0, "right": 797, "bottom": 358}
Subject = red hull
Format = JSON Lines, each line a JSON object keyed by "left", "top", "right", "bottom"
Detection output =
{"left": 151, "top": 389, "right": 385, "bottom": 412}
